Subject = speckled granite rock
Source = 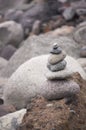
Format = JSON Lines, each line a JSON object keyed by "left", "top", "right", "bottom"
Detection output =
{"left": 3, "top": 55, "right": 86, "bottom": 109}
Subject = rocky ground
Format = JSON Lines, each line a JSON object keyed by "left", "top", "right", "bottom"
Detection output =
{"left": 0, "top": 0, "right": 86, "bottom": 130}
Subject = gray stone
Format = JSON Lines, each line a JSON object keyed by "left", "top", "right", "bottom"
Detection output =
{"left": 46, "top": 55, "right": 86, "bottom": 80}
{"left": 77, "top": 21, "right": 86, "bottom": 28}
{"left": 0, "top": 57, "right": 8, "bottom": 70}
{"left": 76, "top": 8, "right": 86, "bottom": 16}
{"left": 41, "top": 80, "right": 80, "bottom": 100}
{"left": 84, "top": 67, "right": 86, "bottom": 73}
{"left": 73, "top": 26, "right": 86, "bottom": 45}
{"left": 0, "top": 45, "right": 17, "bottom": 60}
{"left": 80, "top": 46, "right": 86, "bottom": 58}
{"left": 3, "top": 55, "right": 86, "bottom": 109}
{"left": 0, "top": 0, "right": 25, "bottom": 12}
{"left": 50, "top": 45, "right": 62, "bottom": 54}
{"left": 47, "top": 60, "right": 67, "bottom": 72}
{"left": 0, "top": 77, "right": 8, "bottom": 98}
{"left": 31, "top": 20, "right": 41, "bottom": 35}
{"left": 48, "top": 51, "right": 66, "bottom": 65}
{"left": 62, "top": 7, "right": 76, "bottom": 21}
{"left": 0, "top": 109, "right": 26, "bottom": 130}
{"left": 0, "top": 21, "right": 24, "bottom": 48}
{"left": 4, "top": 9, "right": 24, "bottom": 23}
{"left": 58, "top": 0, "right": 67, "bottom": 3}
{"left": 0, "top": 35, "right": 80, "bottom": 78}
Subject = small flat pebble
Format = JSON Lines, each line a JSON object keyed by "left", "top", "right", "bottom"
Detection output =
{"left": 48, "top": 51, "right": 66, "bottom": 65}
{"left": 47, "top": 60, "right": 67, "bottom": 72}
{"left": 50, "top": 45, "right": 62, "bottom": 54}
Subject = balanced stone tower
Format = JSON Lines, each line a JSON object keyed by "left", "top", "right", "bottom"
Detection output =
{"left": 47, "top": 43, "right": 67, "bottom": 72}
{"left": 45, "top": 43, "right": 80, "bottom": 104}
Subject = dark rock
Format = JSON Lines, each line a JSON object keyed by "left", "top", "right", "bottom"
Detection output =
{"left": 50, "top": 45, "right": 62, "bottom": 54}
{"left": 0, "top": 99, "right": 4, "bottom": 105}
{"left": 47, "top": 60, "right": 67, "bottom": 72}
{"left": 0, "top": 45, "right": 17, "bottom": 60}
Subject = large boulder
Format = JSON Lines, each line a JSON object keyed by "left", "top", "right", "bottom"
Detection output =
{"left": 0, "top": 35, "right": 80, "bottom": 78}
{"left": 0, "top": 109, "right": 26, "bottom": 130}
{"left": 0, "top": 21, "right": 24, "bottom": 48}
{"left": 3, "top": 55, "right": 86, "bottom": 109}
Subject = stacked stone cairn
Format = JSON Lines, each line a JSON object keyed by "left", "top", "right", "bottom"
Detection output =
{"left": 47, "top": 43, "right": 67, "bottom": 73}
{"left": 45, "top": 43, "right": 80, "bottom": 104}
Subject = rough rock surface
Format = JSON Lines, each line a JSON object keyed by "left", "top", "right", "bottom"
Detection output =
{"left": 3, "top": 55, "right": 86, "bottom": 109}
{"left": 0, "top": 35, "right": 80, "bottom": 78}
{"left": 0, "top": 109, "right": 26, "bottom": 130}
{"left": 41, "top": 80, "right": 80, "bottom": 100}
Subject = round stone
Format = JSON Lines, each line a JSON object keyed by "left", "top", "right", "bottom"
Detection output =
{"left": 41, "top": 80, "right": 80, "bottom": 100}
{"left": 50, "top": 44, "right": 62, "bottom": 54}
{"left": 47, "top": 60, "right": 67, "bottom": 72}
{"left": 48, "top": 51, "right": 66, "bottom": 65}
